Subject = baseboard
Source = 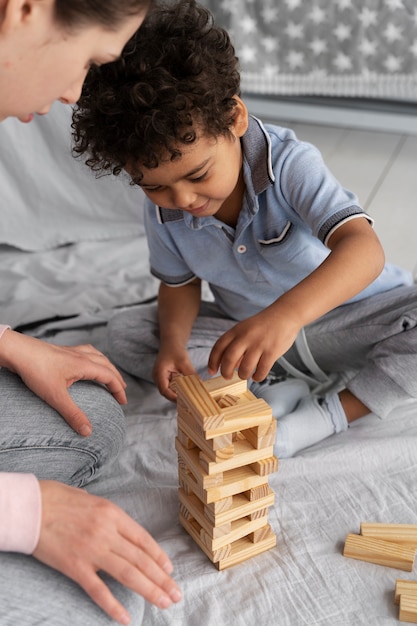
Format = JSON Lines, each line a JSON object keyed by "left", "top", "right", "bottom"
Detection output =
{"left": 243, "top": 94, "right": 417, "bottom": 135}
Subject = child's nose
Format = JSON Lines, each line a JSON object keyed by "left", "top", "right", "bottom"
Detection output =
{"left": 172, "top": 186, "right": 196, "bottom": 209}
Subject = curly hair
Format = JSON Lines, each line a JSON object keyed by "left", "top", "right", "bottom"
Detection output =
{"left": 54, "top": 0, "right": 153, "bottom": 30}
{"left": 72, "top": 0, "right": 240, "bottom": 181}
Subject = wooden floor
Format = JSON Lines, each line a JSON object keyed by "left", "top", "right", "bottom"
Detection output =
{"left": 259, "top": 117, "right": 417, "bottom": 275}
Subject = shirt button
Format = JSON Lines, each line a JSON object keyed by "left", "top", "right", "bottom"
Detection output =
{"left": 237, "top": 245, "right": 247, "bottom": 254}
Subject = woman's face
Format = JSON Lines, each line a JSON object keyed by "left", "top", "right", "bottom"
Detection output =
{"left": 0, "top": 1, "right": 145, "bottom": 122}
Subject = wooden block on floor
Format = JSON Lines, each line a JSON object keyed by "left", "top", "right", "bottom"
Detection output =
{"left": 399, "top": 595, "right": 417, "bottom": 623}
{"left": 361, "top": 523, "right": 417, "bottom": 549}
{"left": 343, "top": 533, "right": 416, "bottom": 571}
{"left": 395, "top": 580, "right": 417, "bottom": 604}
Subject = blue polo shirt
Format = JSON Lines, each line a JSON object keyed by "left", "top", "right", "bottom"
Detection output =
{"left": 144, "top": 116, "right": 411, "bottom": 321}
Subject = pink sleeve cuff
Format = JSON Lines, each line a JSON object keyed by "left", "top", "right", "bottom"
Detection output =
{"left": 0, "top": 325, "right": 10, "bottom": 340}
{"left": 0, "top": 473, "right": 42, "bottom": 554}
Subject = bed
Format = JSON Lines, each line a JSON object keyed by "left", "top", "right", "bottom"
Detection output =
{"left": 202, "top": 0, "right": 417, "bottom": 134}
{"left": 1, "top": 104, "right": 417, "bottom": 625}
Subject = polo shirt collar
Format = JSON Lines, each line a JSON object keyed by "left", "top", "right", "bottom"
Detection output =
{"left": 242, "top": 115, "right": 275, "bottom": 195}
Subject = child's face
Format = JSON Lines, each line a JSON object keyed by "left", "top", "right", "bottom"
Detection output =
{"left": 137, "top": 131, "right": 245, "bottom": 226}
{"left": 0, "top": 2, "right": 144, "bottom": 123}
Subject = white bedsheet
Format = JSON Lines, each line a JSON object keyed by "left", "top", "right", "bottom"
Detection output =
{"left": 46, "top": 318, "right": 417, "bottom": 626}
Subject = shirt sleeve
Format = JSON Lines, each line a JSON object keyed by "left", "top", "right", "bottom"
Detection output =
{"left": 144, "top": 202, "right": 196, "bottom": 286}
{"left": 0, "top": 473, "right": 42, "bottom": 554}
{"left": 278, "top": 139, "right": 371, "bottom": 244}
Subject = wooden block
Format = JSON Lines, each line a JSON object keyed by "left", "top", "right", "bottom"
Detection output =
{"left": 204, "top": 487, "right": 274, "bottom": 526}
{"left": 179, "top": 512, "right": 232, "bottom": 563}
{"left": 343, "top": 534, "right": 416, "bottom": 571}
{"left": 217, "top": 393, "right": 240, "bottom": 408}
{"left": 216, "top": 527, "right": 277, "bottom": 570}
{"left": 245, "top": 484, "right": 271, "bottom": 501}
{"left": 361, "top": 523, "right": 417, "bottom": 549}
{"left": 178, "top": 414, "right": 234, "bottom": 461}
{"left": 250, "top": 456, "right": 279, "bottom": 477}
{"left": 204, "top": 399, "right": 273, "bottom": 439}
{"left": 171, "top": 374, "right": 224, "bottom": 430}
{"left": 204, "top": 372, "right": 248, "bottom": 397}
{"left": 178, "top": 461, "right": 269, "bottom": 505}
{"left": 198, "top": 438, "right": 274, "bottom": 475}
{"left": 199, "top": 514, "right": 270, "bottom": 551}
{"left": 249, "top": 523, "right": 274, "bottom": 543}
{"left": 399, "top": 595, "right": 417, "bottom": 623}
{"left": 176, "top": 438, "right": 224, "bottom": 489}
{"left": 249, "top": 507, "right": 269, "bottom": 521}
{"left": 180, "top": 510, "right": 276, "bottom": 568}
{"left": 177, "top": 427, "right": 197, "bottom": 450}
{"left": 395, "top": 580, "right": 417, "bottom": 604}
{"left": 242, "top": 420, "right": 277, "bottom": 449}
{"left": 178, "top": 488, "right": 232, "bottom": 537}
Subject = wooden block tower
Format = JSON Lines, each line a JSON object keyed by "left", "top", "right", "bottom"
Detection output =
{"left": 170, "top": 371, "right": 278, "bottom": 570}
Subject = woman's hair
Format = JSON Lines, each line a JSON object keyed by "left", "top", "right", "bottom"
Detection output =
{"left": 54, "top": 0, "right": 153, "bottom": 30}
{"left": 72, "top": 0, "right": 241, "bottom": 181}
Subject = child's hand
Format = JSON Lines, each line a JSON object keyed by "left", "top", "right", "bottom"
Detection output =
{"left": 208, "top": 308, "right": 300, "bottom": 382}
{"left": 152, "top": 347, "right": 197, "bottom": 401}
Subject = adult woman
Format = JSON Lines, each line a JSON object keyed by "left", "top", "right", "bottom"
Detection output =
{"left": 0, "top": 1, "right": 181, "bottom": 624}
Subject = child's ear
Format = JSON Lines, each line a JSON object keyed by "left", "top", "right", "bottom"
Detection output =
{"left": 231, "top": 96, "right": 249, "bottom": 138}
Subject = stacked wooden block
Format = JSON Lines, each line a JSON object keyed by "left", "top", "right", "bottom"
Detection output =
{"left": 171, "top": 371, "right": 278, "bottom": 570}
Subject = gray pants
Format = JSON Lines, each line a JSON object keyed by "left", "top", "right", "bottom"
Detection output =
{"left": 0, "top": 370, "right": 145, "bottom": 625}
{"left": 107, "top": 284, "right": 417, "bottom": 419}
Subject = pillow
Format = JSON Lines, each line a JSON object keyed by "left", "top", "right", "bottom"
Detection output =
{"left": 0, "top": 102, "right": 145, "bottom": 251}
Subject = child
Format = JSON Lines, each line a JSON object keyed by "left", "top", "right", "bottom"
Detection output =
{"left": 73, "top": 0, "right": 416, "bottom": 458}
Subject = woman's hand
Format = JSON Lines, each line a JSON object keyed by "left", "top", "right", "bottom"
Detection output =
{"left": 33, "top": 481, "right": 182, "bottom": 625}
{"left": 0, "top": 330, "right": 127, "bottom": 436}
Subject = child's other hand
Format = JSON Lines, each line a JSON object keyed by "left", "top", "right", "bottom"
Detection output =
{"left": 208, "top": 309, "right": 300, "bottom": 382}
{"left": 152, "top": 348, "right": 197, "bottom": 401}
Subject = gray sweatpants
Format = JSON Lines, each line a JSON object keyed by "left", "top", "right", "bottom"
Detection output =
{"left": 107, "top": 284, "right": 417, "bottom": 420}
{"left": 0, "top": 371, "right": 145, "bottom": 625}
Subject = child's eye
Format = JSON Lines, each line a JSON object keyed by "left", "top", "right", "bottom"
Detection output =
{"left": 141, "top": 185, "right": 163, "bottom": 192}
{"left": 190, "top": 172, "right": 208, "bottom": 183}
